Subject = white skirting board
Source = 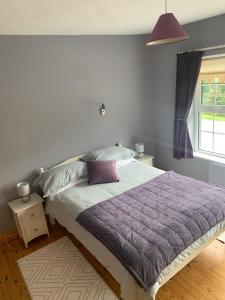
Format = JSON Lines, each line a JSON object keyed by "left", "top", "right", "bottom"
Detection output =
{"left": 217, "top": 232, "right": 225, "bottom": 243}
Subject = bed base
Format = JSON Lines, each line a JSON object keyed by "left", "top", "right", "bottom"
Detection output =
{"left": 47, "top": 214, "right": 225, "bottom": 300}
{"left": 43, "top": 154, "right": 225, "bottom": 300}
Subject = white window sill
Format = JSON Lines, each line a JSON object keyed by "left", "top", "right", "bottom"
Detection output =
{"left": 193, "top": 151, "right": 225, "bottom": 165}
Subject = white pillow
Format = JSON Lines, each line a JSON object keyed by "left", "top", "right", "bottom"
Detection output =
{"left": 82, "top": 146, "right": 136, "bottom": 162}
{"left": 116, "top": 158, "right": 136, "bottom": 168}
{"left": 33, "top": 161, "right": 87, "bottom": 197}
{"left": 48, "top": 177, "right": 87, "bottom": 201}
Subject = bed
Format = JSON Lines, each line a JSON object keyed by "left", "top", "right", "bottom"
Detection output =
{"left": 44, "top": 155, "right": 225, "bottom": 300}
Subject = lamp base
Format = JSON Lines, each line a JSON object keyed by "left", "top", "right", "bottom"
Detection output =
{"left": 22, "top": 195, "right": 31, "bottom": 203}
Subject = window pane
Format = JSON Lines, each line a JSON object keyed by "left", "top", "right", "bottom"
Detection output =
{"left": 201, "top": 84, "right": 215, "bottom": 105}
{"left": 199, "top": 112, "right": 213, "bottom": 132}
{"left": 216, "top": 84, "right": 225, "bottom": 105}
{"left": 199, "top": 132, "right": 213, "bottom": 152}
{"left": 216, "top": 97, "right": 225, "bottom": 105}
{"left": 214, "top": 133, "right": 225, "bottom": 155}
{"left": 214, "top": 113, "right": 225, "bottom": 134}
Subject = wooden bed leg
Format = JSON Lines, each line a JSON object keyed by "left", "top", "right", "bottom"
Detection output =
{"left": 49, "top": 215, "right": 56, "bottom": 225}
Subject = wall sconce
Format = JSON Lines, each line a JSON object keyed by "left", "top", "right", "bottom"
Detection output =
{"left": 99, "top": 103, "right": 106, "bottom": 116}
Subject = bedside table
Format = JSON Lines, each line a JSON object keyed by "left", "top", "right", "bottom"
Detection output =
{"left": 8, "top": 193, "right": 49, "bottom": 248}
{"left": 135, "top": 154, "right": 154, "bottom": 166}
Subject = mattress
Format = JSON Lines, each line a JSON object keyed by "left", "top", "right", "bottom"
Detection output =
{"left": 46, "top": 161, "right": 225, "bottom": 300}
{"left": 49, "top": 161, "right": 164, "bottom": 219}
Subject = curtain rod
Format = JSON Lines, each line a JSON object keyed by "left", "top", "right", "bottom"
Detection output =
{"left": 178, "top": 44, "right": 225, "bottom": 54}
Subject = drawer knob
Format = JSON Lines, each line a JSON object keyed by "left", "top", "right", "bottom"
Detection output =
{"left": 34, "top": 228, "right": 38, "bottom": 232}
{"left": 30, "top": 214, "right": 34, "bottom": 217}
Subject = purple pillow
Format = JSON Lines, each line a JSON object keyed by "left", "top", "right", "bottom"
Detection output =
{"left": 87, "top": 160, "right": 119, "bottom": 185}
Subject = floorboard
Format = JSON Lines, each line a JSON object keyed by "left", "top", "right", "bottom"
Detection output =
{"left": 0, "top": 224, "right": 225, "bottom": 300}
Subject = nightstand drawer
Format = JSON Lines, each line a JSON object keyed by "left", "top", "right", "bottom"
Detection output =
{"left": 20, "top": 205, "right": 43, "bottom": 225}
{"left": 135, "top": 154, "right": 154, "bottom": 166}
{"left": 24, "top": 218, "right": 47, "bottom": 242}
{"left": 142, "top": 158, "right": 153, "bottom": 166}
{"left": 9, "top": 193, "right": 49, "bottom": 248}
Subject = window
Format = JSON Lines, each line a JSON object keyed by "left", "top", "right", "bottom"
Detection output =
{"left": 194, "top": 56, "right": 225, "bottom": 158}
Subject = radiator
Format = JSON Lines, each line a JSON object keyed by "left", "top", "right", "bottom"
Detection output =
{"left": 209, "top": 162, "right": 225, "bottom": 243}
{"left": 209, "top": 162, "right": 225, "bottom": 187}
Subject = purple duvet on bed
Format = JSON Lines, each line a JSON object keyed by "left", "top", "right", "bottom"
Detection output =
{"left": 76, "top": 171, "right": 225, "bottom": 290}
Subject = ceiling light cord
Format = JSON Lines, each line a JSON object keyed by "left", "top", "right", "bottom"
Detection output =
{"left": 165, "top": 0, "right": 168, "bottom": 13}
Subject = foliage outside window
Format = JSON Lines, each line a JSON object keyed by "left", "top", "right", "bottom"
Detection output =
{"left": 195, "top": 66, "right": 225, "bottom": 157}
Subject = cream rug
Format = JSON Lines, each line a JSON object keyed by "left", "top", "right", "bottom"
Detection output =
{"left": 18, "top": 236, "right": 119, "bottom": 300}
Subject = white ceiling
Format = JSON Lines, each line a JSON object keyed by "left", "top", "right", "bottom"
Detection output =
{"left": 0, "top": 0, "right": 225, "bottom": 35}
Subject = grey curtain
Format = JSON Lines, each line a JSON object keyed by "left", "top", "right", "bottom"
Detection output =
{"left": 173, "top": 51, "right": 203, "bottom": 159}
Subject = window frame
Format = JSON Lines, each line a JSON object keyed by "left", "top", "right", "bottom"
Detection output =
{"left": 194, "top": 57, "right": 225, "bottom": 159}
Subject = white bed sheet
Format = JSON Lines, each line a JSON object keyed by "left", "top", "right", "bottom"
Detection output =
{"left": 46, "top": 161, "right": 225, "bottom": 300}
{"left": 49, "top": 161, "right": 164, "bottom": 218}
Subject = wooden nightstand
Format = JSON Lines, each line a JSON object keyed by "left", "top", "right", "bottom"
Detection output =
{"left": 8, "top": 193, "right": 49, "bottom": 248}
{"left": 135, "top": 154, "right": 154, "bottom": 166}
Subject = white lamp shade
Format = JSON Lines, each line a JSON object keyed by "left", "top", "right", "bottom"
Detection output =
{"left": 135, "top": 143, "right": 144, "bottom": 154}
{"left": 17, "top": 181, "right": 30, "bottom": 197}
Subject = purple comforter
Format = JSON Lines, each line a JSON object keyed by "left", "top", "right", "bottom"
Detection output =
{"left": 76, "top": 171, "right": 225, "bottom": 290}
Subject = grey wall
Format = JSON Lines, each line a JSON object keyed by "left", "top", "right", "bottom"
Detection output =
{"left": 148, "top": 14, "right": 225, "bottom": 181}
{"left": 1, "top": 14, "right": 225, "bottom": 232}
{"left": 0, "top": 35, "right": 150, "bottom": 231}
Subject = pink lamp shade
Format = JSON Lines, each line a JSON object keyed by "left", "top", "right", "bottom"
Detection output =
{"left": 146, "top": 13, "right": 188, "bottom": 46}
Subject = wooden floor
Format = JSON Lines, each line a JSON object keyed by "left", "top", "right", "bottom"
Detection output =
{"left": 1, "top": 224, "right": 225, "bottom": 300}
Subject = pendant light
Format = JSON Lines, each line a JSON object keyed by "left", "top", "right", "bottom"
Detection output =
{"left": 146, "top": 0, "right": 188, "bottom": 46}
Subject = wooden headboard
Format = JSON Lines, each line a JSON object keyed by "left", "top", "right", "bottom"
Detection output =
{"left": 38, "top": 143, "right": 122, "bottom": 174}
{"left": 38, "top": 153, "right": 85, "bottom": 174}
